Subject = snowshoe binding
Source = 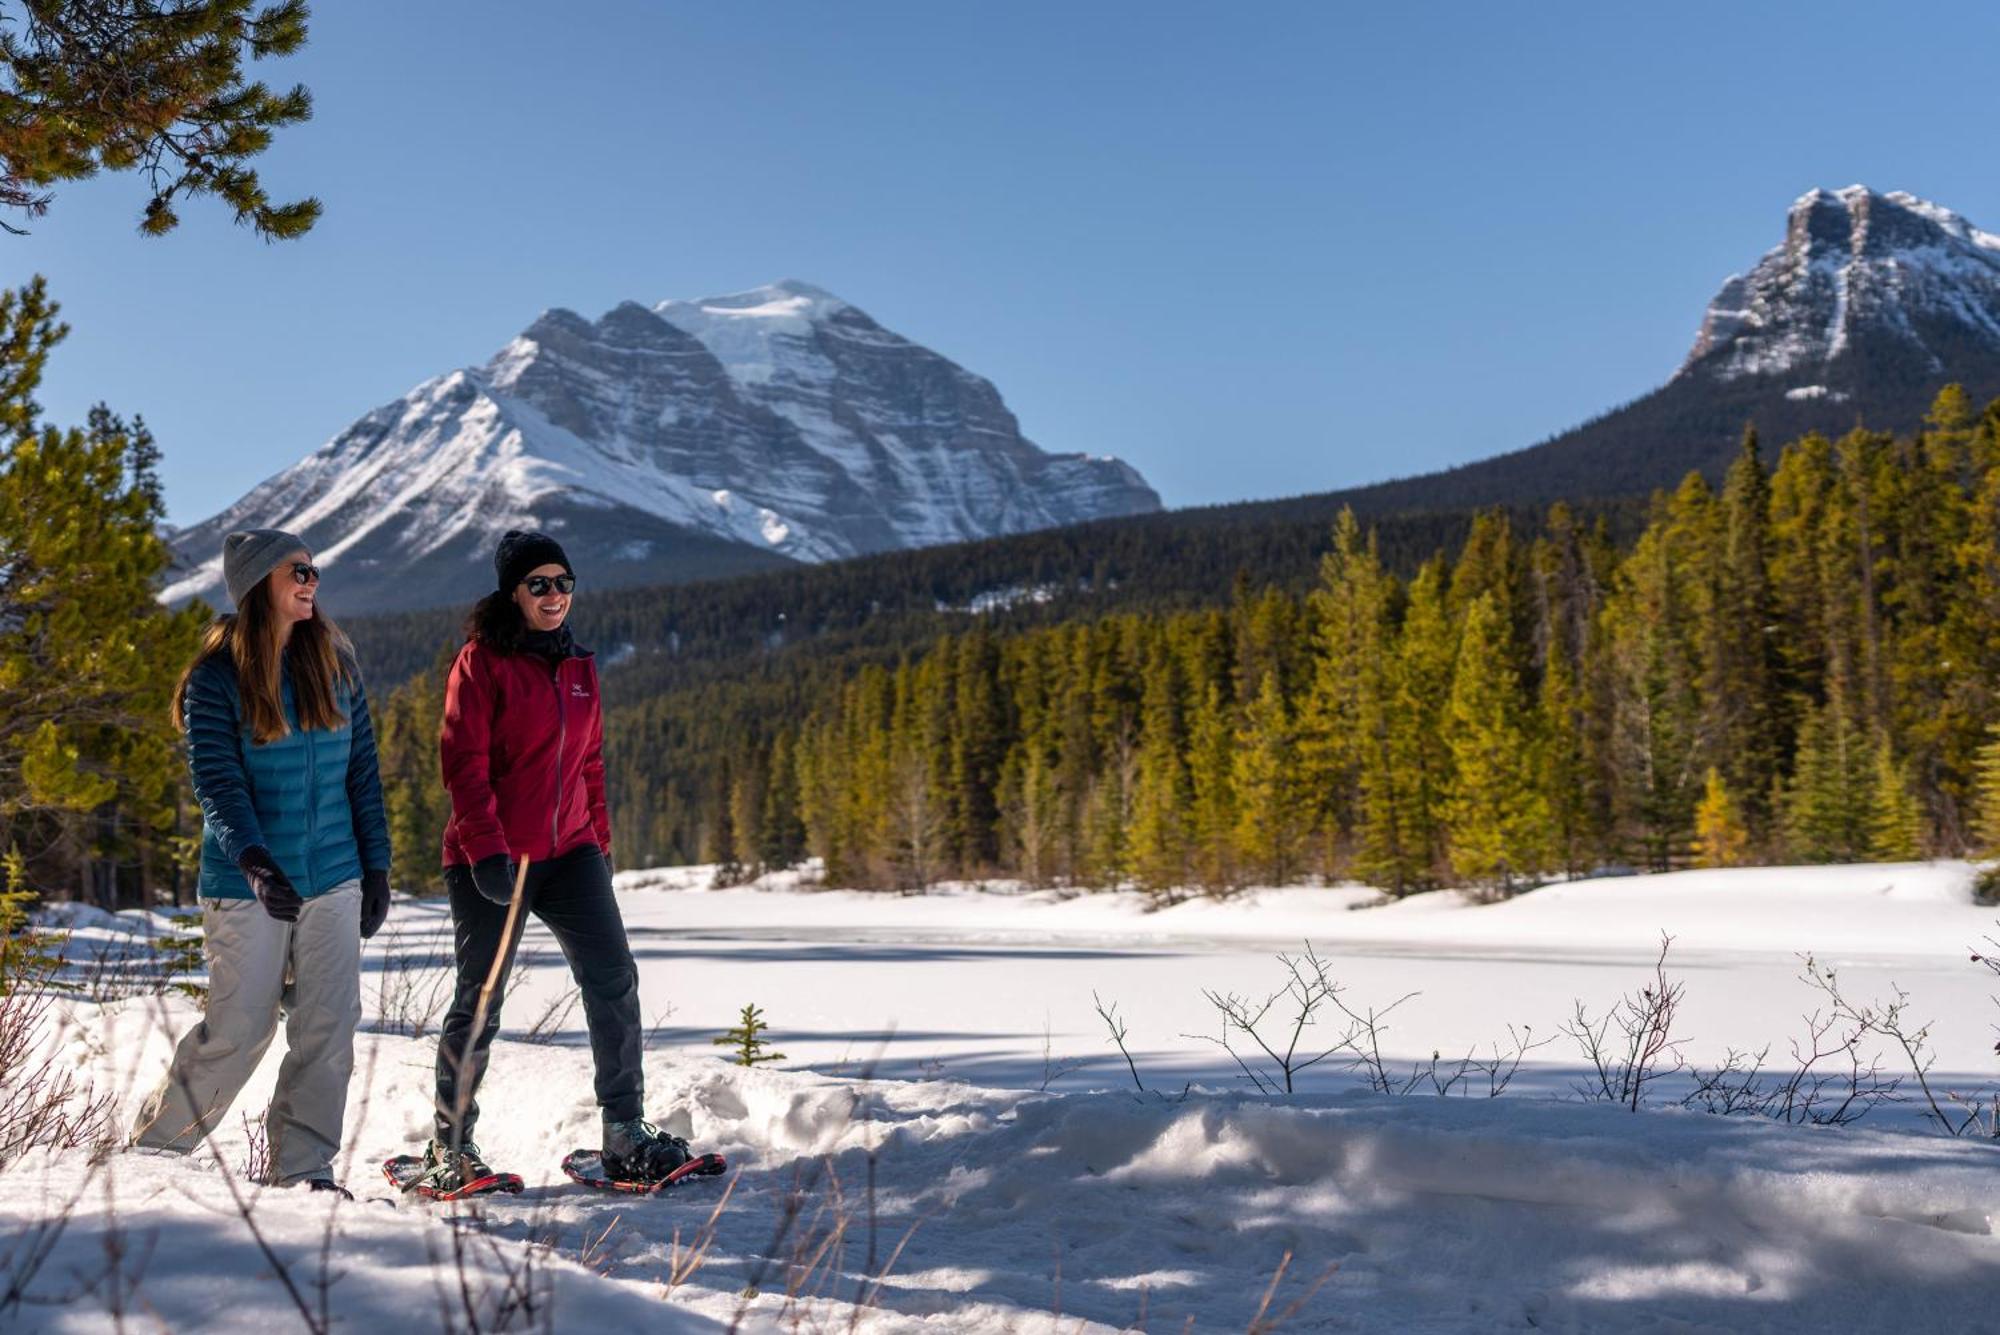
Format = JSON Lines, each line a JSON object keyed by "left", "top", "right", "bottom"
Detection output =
{"left": 562, "top": 1117, "right": 725, "bottom": 1194}
{"left": 383, "top": 1138, "right": 524, "bottom": 1201}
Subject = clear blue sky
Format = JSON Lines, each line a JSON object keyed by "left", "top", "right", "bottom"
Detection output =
{"left": 15, "top": 2, "right": 2000, "bottom": 527}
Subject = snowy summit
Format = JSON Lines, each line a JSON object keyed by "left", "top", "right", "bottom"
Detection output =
{"left": 1680, "top": 185, "right": 2000, "bottom": 391}
{"left": 163, "top": 280, "right": 1160, "bottom": 613}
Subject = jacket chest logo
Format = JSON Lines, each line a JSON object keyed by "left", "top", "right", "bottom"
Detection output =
{"left": 568, "top": 683, "right": 590, "bottom": 699}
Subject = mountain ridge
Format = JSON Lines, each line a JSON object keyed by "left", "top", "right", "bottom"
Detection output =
{"left": 164, "top": 280, "right": 1161, "bottom": 611}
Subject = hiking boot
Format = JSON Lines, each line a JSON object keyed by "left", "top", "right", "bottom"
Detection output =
{"left": 601, "top": 1116, "right": 693, "bottom": 1183}
{"left": 415, "top": 1137, "right": 499, "bottom": 1194}
{"left": 305, "top": 1177, "right": 353, "bottom": 1200}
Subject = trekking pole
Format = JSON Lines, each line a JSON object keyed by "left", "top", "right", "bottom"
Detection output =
{"left": 445, "top": 856, "right": 532, "bottom": 1163}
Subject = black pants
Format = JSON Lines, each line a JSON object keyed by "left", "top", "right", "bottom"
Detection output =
{"left": 433, "top": 844, "right": 643, "bottom": 1143}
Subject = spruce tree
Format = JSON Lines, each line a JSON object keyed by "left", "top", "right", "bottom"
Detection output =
{"left": 1232, "top": 670, "right": 1301, "bottom": 886}
{"left": 1186, "top": 680, "right": 1238, "bottom": 894}
{"left": 1530, "top": 503, "right": 1605, "bottom": 878}
{"left": 1784, "top": 695, "right": 1873, "bottom": 862}
{"left": 1127, "top": 643, "right": 1190, "bottom": 898}
{"left": 1296, "top": 508, "right": 1388, "bottom": 872}
{"left": 376, "top": 647, "right": 453, "bottom": 894}
{"left": 1599, "top": 497, "right": 1703, "bottom": 870}
{"left": 1867, "top": 738, "right": 1924, "bottom": 861}
{"left": 1442, "top": 593, "right": 1548, "bottom": 894}
{"left": 946, "top": 628, "right": 1003, "bottom": 873}
{"left": 1383, "top": 558, "right": 1456, "bottom": 888}
{"left": 1973, "top": 722, "right": 2000, "bottom": 854}
{"left": 1715, "top": 430, "right": 1783, "bottom": 839}
{"left": 757, "top": 732, "right": 806, "bottom": 872}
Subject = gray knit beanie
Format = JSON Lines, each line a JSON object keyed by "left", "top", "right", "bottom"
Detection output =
{"left": 222, "top": 528, "right": 308, "bottom": 608}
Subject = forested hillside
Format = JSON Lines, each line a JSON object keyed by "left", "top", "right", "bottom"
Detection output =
{"left": 369, "top": 388, "right": 2000, "bottom": 893}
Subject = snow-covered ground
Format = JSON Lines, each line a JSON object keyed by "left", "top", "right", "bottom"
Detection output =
{"left": 5, "top": 862, "right": 1999, "bottom": 1331}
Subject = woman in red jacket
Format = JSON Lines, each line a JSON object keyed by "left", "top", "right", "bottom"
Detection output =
{"left": 412, "top": 531, "right": 691, "bottom": 1195}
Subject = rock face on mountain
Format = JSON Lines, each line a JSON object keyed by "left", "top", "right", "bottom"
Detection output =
{"left": 165, "top": 281, "right": 1160, "bottom": 612}
{"left": 1331, "top": 186, "right": 2000, "bottom": 515}
{"left": 1680, "top": 186, "right": 2000, "bottom": 391}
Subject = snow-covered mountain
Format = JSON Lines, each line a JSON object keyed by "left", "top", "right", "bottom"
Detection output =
{"left": 1328, "top": 185, "right": 2000, "bottom": 516}
{"left": 1679, "top": 185, "right": 2000, "bottom": 394}
{"left": 165, "top": 281, "right": 1160, "bottom": 612}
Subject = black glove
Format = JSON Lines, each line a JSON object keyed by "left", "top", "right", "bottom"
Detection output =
{"left": 359, "top": 869, "right": 391, "bottom": 939}
{"left": 238, "top": 846, "right": 302, "bottom": 922}
{"left": 471, "top": 854, "right": 518, "bottom": 906}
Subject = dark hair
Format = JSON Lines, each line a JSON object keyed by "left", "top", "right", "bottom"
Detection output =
{"left": 466, "top": 589, "right": 526, "bottom": 653}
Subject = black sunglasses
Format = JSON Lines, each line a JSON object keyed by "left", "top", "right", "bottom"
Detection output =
{"left": 521, "top": 574, "right": 576, "bottom": 596}
{"left": 290, "top": 562, "right": 321, "bottom": 585}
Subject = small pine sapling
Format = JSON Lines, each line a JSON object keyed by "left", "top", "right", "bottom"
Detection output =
{"left": 0, "top": 844, "right": 66, "bottom": 992}
{"left": 150, "top": 912, "right": 207, "bottom": 1002}
{"left": 714, "top": 1003, "right": 786, "bottom": 1067}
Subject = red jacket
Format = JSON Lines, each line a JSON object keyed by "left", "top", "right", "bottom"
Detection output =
{"left": 439, "top": 637, "right": 611, "bottom": 867}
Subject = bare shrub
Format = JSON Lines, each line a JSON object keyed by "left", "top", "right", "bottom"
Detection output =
{"left": 372, "top": 924, "right": 453, "bottom": 1038}
{"left": 1806, "top": 954, "right": 1998, "bottom": 1137}
{"left": 1038, "top": 1012, "right": 1084, "bottom": 1092}
{"left": 1395, "top": 1025, "right": 1554, "bottom": 1098}
{"left": 425, "top": 1197, "right": 556, "bottom": 1335}
{"left": 238, "top": 1109, "right": 272, "bottom": 1183}
{"left": 1562, "top": 933, "right": 1687, "bottom": 1110}
{"left": 1187, "top": 942, "right": 1417, "bottom": 1096}
{"left": 1680, "top": 957, "right": 1901, "bottom": 1125}
{"left": 1246, "top": 1248, "right": 1342, "bottom": 1333}
{"left": 1092, "top": 992, "right": 1147, "bottom": 1093}
{"left": 519, "top": 983, "right": 581, "bottom": 1046}
{"left": 0, "top": 950, "right": 116, "bottom": 1168}
{"left": 662, "top": 1173, "right": 738, "bottom": 1292}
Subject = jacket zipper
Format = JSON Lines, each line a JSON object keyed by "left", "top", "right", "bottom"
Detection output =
{"left": 550, "top": 660, "right": 567, "bottom": 856}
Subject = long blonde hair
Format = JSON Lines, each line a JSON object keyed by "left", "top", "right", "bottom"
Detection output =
{"left": 172, "top": 579, "right": 353, "bottom": 744}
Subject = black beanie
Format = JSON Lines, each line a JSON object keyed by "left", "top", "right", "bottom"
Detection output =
{"left": 495, "top": 530, "right": 573, "bottom": 593}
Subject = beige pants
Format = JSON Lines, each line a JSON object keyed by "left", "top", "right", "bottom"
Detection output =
{"left": 131, "top": 880, "right": 362, "bottom": 1184}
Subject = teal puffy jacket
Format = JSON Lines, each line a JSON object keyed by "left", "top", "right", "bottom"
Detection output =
{"left": 183, "top": 651, "right": 393, "bottom": 900}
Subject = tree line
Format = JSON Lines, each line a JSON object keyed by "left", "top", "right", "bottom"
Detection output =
{"left": 13, "top": 243, "right": 2000, "bottom": 903}
{"left": 410, "top": 386, "right": 2000, "bottom": 897}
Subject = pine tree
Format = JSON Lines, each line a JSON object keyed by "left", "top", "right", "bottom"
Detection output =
{"left": 1784, "top": 694, "right": 1873, "bottom": 862}
{"left": 0, "top": 0, "right": 320, "bottom": 237}
{"left": 1974, "top": 723, "right": 2000, "bottom": 853}
{"left": 1868, "top": 738, "right": 1924, "bottom": 861}
{"left": 946, "top": 628, "right": 1004, "bottom": 873}
{"left": 1186, "top": 680, "right": 1238, "bottom": 894}
{"left": 885, "top": 658, "right": 947, "bottom": 890}
{"left": 0, "top": 280, "right": 206, "bottom": 906}
{"left": 712, "top": 1004, "right": 786, "bottom": 1067}
{"left": 1691, "top": 768, "right": 1750, "bottom": 868}
{"left": 728, "top": 762, "right": 764, "bottom": 879}
{"left": 1530, "top": 503, "right": 1606, "bottom": 878}
{"left": 1381, "top": 558, "right": 1456, "bottom": 888}
{"left": 374, "top": 644, "right": 454, "bottom": 893}
{"left": 1599, "top": 495, "right": 1704, "bottom": 870}
{"left": 1442, "top": 593, "right": 1548, "bottom": 894}
{"left": 1232, "top": 671, "right": 1301, "bottom": 885}
{"left": 1127, "top": 643, "right": 1190, "bottom": 899}
{"left": 756, "top": 732, "right": 806, "bottom": 871}
{"left": 1715, "top": 430, "right": 1783, "bottom": 839}
{"left": 1296, "top": 508, "right": 1389, "bottom": 872}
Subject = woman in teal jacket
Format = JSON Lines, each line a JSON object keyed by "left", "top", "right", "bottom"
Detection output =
{"left": 131, "top": 528, "right": 392, "bottom": 1195}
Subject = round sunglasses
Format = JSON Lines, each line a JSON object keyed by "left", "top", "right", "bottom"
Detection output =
{"left": 521, "top": 574, "right": 576, "bottom": 596}
{"left": 289, "top": 562, "right": 321, "bottom": 585}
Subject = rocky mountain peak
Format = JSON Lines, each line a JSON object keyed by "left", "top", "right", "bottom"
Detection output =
{"left": 1680, "top": 186, "right": 2000, "bottom": 387}
{"left": 164, "top": 282, "right": 1159, "bottom": 613}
